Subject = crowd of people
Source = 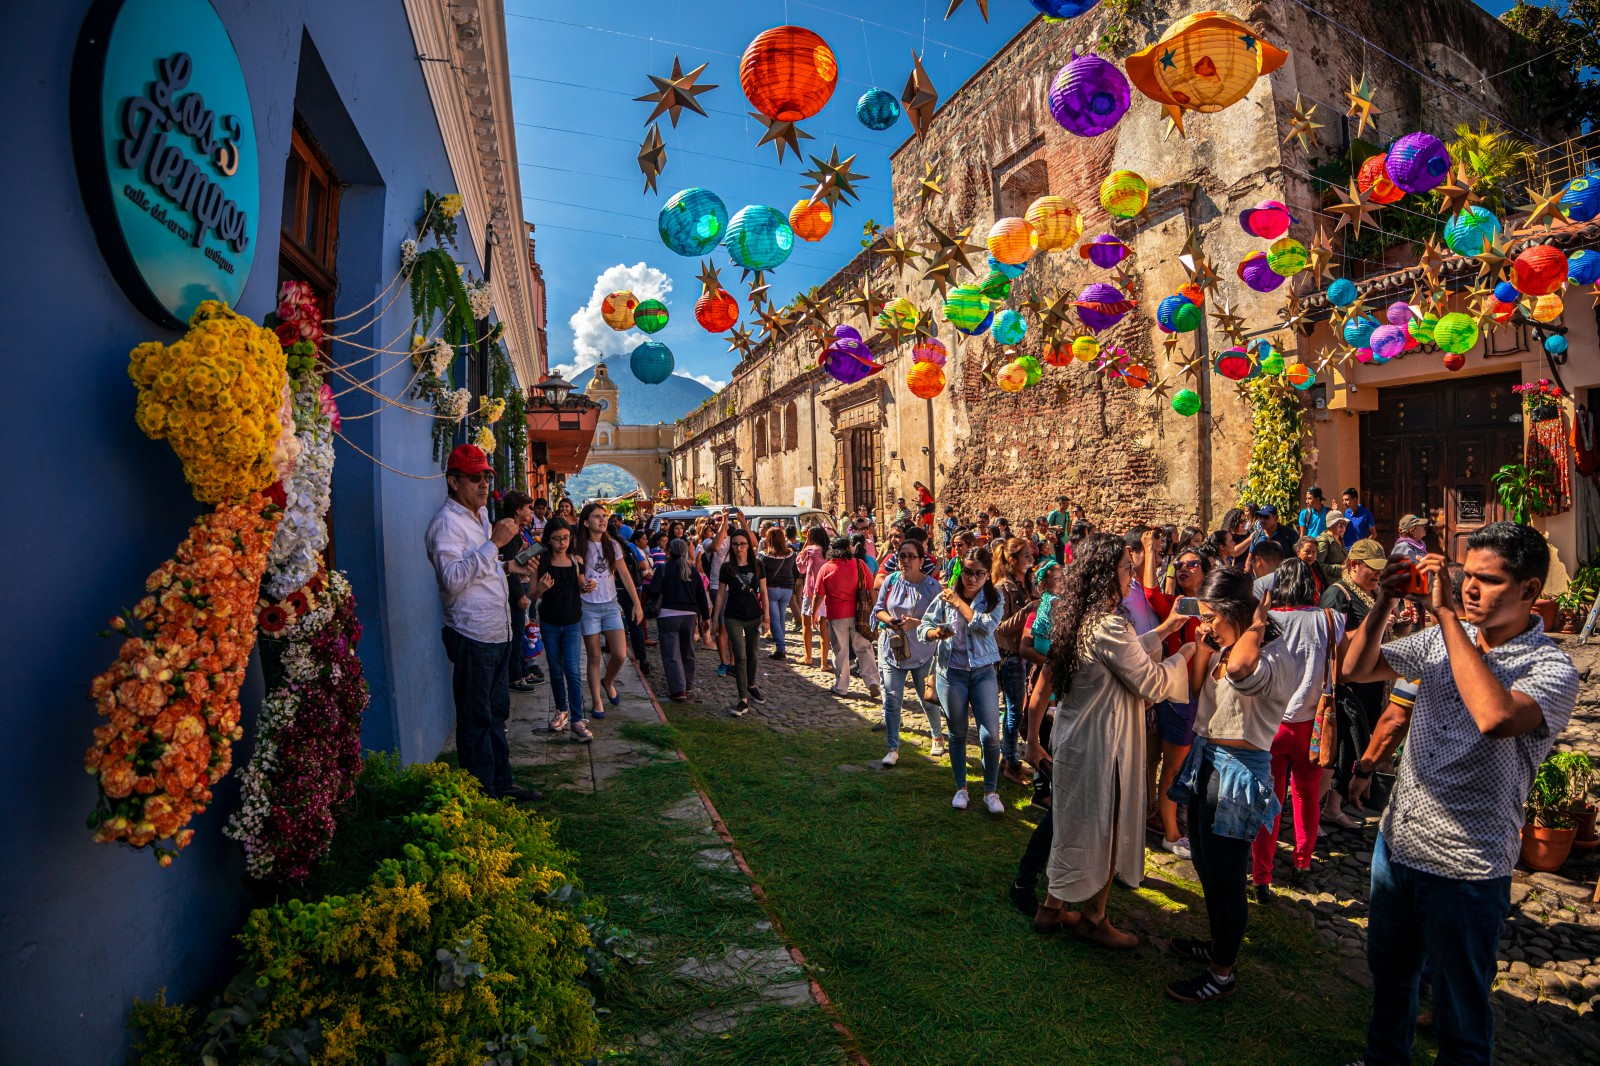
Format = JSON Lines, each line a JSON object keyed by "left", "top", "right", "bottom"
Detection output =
{"left": 426, "top": 444, "right": 1579, "bottom": 1065}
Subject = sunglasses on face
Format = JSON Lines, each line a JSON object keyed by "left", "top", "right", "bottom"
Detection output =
{"left": 1178, "top": 559, "right": 1203, "bottom": 569}
{"left": 450, "top": 471, "right": 487, "bottom": 483}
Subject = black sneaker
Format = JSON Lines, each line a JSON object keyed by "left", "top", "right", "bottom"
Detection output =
{"left": 1289, "top": 867, "right": 1311, "bottom": 890}
{"left": 749, "top": 686, "right": 767, "bottom": 705}
{"left": 769, "top": 650, "right": 787, "bottom": 660}
{"left": 499, "top": 785, "right": 543, "bottom": 804}
{"left": 1167, "top": 937, "right": 1214, "bottom": 963}
{"left": 1165, "top": 969, "right": 1236, "bottom": 1003}
{"left": 1009, "top": 880, "right": 1039, "bottom": 918}
{"left": 731, "top": 699, "right": 750, "bottom": 718}
{"left": 1253, "top": 883, "right": 1273, "bottom": 905}
{"left": 526, "top": 665, "right": 546, "bottom": 682}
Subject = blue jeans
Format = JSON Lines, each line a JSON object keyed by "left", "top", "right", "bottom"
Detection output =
{"left": 881, "top": 659, "right": 935, "bottom": 751}
{"left": 1365, "top": 832, "right": 1509, "bottom": 1066}
{"left": 441, "top": 626, "right": 513, "bottom": 795}
{"left": 540, "top": 620, "right": 585, "bottom": 720}
{"left": 766, "top": 587, "right": 793, "bottom": 654}
{"left": 998, "top": 656, "right": 1026, "bottom": 763}
{"left": 936, "top": 663, "right": 1000, "bottom": 792}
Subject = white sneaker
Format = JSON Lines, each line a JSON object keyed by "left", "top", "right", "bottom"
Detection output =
{"left": 881, "top": 749, "right": 899, "bottom": 768}
{"left": 983, "top": 792, "right": 1004, "bottom": 815}
{"left": 952, "top": 788, "right": 969, "bottom": 811}
{"left": 1162, "top": 836, "right": 1193, "bottom": 860}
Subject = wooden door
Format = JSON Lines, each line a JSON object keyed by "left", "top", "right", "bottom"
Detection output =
{"left": 848, "top": 426, "right": 882, "bottom": 518}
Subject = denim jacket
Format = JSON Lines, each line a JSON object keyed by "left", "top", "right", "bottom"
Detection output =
{"left": 917, "top": 588, "right": 1005, "bottom": 674}
{"left": 1168, "top": 738, "right": 1281, "bottom": 842}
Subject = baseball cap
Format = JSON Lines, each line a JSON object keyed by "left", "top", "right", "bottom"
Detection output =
{"left": 1398, "top": 513, "right": 1426, "bottom": 532}
{"left": 447, "top": 444, "right": 492, "bottom": 475}
{"left": 1346, "top": 539, "right": 1387, "bottom": 566}
{"left": 1257, "top": 503, "right": 1278, "bottom": 518}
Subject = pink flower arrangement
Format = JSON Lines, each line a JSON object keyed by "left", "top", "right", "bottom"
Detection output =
{"left": 274, "top": 280, "right": 325, "bottom": 349}
{"left": 1513, "top": 379, "right": 1565, "bottom": 408}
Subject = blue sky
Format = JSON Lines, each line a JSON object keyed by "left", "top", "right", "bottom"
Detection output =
{"left": 505, "top": 0, "right": 1516, "bottom": 402}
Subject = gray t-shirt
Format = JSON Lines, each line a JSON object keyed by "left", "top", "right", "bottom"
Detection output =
{"left": 1268, "top": 608, "right": 1345, "bottom": 724}
{"left": 1379, "top": 618, "right": 1579, "bottom": 880}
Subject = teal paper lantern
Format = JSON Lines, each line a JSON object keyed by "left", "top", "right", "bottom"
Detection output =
{"left": 1546, "top": 334, "right": 1569, "bottom": 355}
{"left": 630, "top": 341, "right": 675, "bottom": 384}
{"left": 856, "top": 87, "right": 901, "bottom": 130}
{"left": 658, "top": 188, "right": 728, "bottom": 257}
{"left": 1326, "top": 278, "right": 1357, "bottom": 307}
{"left": 1343, "top": 315, "right": 1378, "bottom": 348}
{"left": 1443, "top": 206, "right": 1501, "bottom": 256}
{"left": 988, "top": 253, "right": 1026, "bottom": 280}
{"left": 724, "top": 205, "right": 794, "bottom": 270}
{"left": 993, "top": 309, "right": 1027, "bottom": 345}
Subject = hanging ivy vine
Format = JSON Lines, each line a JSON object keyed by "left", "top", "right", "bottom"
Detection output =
{"left": 1238, "top": 378, "right": 1306, "bottom": 515}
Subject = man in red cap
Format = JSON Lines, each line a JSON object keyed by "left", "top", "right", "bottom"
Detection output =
{"left": 424, "top": 444, "right": 539, "bottom": 803}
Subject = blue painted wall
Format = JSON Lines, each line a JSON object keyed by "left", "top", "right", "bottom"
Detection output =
{"left": 0, "top": 2, "right": 483, "bottom": 1058}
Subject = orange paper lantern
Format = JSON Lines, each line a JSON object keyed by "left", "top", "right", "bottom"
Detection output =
{"left": 1123, "top": 364, "right": 1151, "bottom": 389}
{"left": 1177, "top": 282, "right": 1206, "bottom": 306}
{"left": 740, "top": 26, "right": 838, "bottom": 122}
{"left": 996, "top": 362, "right": 1028, "bottom": 392}
{"left": 788, "top": 198, "right": 834, "bottom": 242}
{"left": 695, "top": 289, "right": 739, "bottom": 332}
{"left": 1357, "top": 153, "right": 1403, "bottom": 205}
{"left": 906, "top": 359, "right": 946, "bottom": 399}
{"left": 986, "top": 217, "right": 1038, "bottom": 266}
{"left": 1042, "top": 341, "right": 1074, "bottom": 367}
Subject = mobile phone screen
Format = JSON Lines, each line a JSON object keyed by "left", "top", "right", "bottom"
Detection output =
{"left": 1176, "top": 597, "right": 1200, "bottom": 617}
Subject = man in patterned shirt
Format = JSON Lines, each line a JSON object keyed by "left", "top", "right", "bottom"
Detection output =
{"left": 1340, "top": 522, "right": 1578, "bottom": 1066}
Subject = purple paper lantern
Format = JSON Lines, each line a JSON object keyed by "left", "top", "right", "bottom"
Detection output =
{"left": 1048, "top": 52, "right": 1131, "bottom": 138}
{"left": 823, "top": 329, "right": 880, "bottom": 384}
{"left": 1079, "top": 233, "right": 1130, "bottom": 268}
{"left": 1370, "top": 324, "right": 1408, "bottom": 361}
{"left": 1386, "top": 132, "right": 1450, "bottom": 195}
{"left": 1075, "top": 282, "right": 1135, "bottom": 333}
{"left": 1238, "top": 252, "right": 1286, "bottom": 293}
{"left": 1385, "top": 300, "right": 1413, "bottom": 327}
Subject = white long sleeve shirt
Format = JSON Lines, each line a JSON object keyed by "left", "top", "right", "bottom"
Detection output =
{"left": 425, "top": 497, "right": 512, "bottom": 643}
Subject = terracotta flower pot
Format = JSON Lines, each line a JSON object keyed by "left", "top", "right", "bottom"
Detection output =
{"left": 1534, "top": 598, "right": 1559, "bottom": 632}
{"left": 1520, "top": 823, "right": 1578, "bottom": 871}
{"left": 1575, "top": 804, "right": 1600, "bottom": 848}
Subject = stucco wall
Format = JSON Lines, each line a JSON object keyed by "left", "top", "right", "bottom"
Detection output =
{"left": 0, "top": 2, "right": 481, "bottom": 1058}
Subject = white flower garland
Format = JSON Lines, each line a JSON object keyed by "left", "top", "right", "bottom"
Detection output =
{"left": 400, "top": 238, "right": 419, "bottom": 273}
{"left": 263, "top": 380, "right": 334, "bottom": 601}
{"left": 442, "top": 387, "right": 471, "bottom": 422}
{"left": 466, "top": 278, "right": 494, "bottom": 319}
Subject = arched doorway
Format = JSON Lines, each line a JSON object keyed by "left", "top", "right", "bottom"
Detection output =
{"left": 563, "top": 463, "right": 643, "bottom": 504}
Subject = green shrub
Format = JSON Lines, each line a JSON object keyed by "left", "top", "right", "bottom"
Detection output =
{"left": 132, "top": 756, "right": 606, "bottom": 1065}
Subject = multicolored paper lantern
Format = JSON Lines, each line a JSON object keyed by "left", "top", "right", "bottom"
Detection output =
{"left": 1017, "top": 354, "right": 1043, "bottom": 386}
{"left": 879, "top": 296, "right": 919, "bottom": 332}
{"left": 1267, "top": 238, "right": 1307, "bottom": 276}
{"left": 601, "top": 290, "right": 638, "bottom": 330}
{"left": 987, "top": 217, "right": 1038, "bottom": 265}
{"left": 906, "top": 359, "right": 945, "bottom": 398}
{"left": 788, "top": 198, "right": 833, "bottom": 242}
{"left": 695, "top": 289, "right": 739, "bottom": 333}
{"left": 658, "top": 188, "right": 728, "bottom": 256}
{"left": 1385, "top": 132, "right": 1450, "bottom": 195}
{"left": 1356, "top": 153, "right": 1403, "bottom": 205}
{"left": 1568, "top": 249, "right": 1600, "bottom": 286}
{"left": 1122, "top": 12, "right": 1288, "bottom": 133}
{"left": 1560, "top": 175, "right": 1600, "bottom": 223}
{"left": 987, "top": 254, "right": 1027, "bottom": 280}
{"left": 913, "top": 338, "right": 948, "bottom": 366}
{"left": 630, "top": 340, "right": 675, "bottom": 384}
{"left": 1099, "top": 170, "right": 1149, "bottom": 218}
{"left": 1238, "top": 251, "right": 1286, "bottom": 293}
{"left": 1486, "top": 298, "right": 1516, "bottom": 324}
{"left": 1075, "top": 282, "right": 1136, "bottom": 332}
{"left": 1048, "top": 52, "right": 1131, "bottom": 137}
{"left": 724, "top": 205, "right": 795, "bottom": 270}
{"left": 996, "top": 361, "right": 1028, "bottom": 392}
{"left": 1285, "top": 362, "right": 1315, "bottom": 390}
{"left": 943, "top": 285, "right": 993, "bottom": 334}
{"left": 741, "top": 26, "right": 838, "bottom": 121}
{"left": 1443, "top": 206, "right": 1500, "bottom": 256}
{"left": 1433, "top": 311, "right": 1479, "bottom": 355}
{"left": 1025, "top": 196, "right": 1083, "bottom": 252}
{"left": 1171, "top": 388, "right": 1201, "bottom": 416}
{"left": 1326, "top": 278, "right": 1357, "bottom": 307}
{"left": 1511, "top": 244, "right": 1569, "bottom": 296}
{"left": 1239, "top": 199, "right": 1295, "bottom": 239}
{"left": 1072, "top": 335, "right": 1100, "bottom": 363}
{"left": 1353, "top": 346, "right": 1376, "bottom": 365}
{"left": 1369, "top": 324, "right": 1407, "bottom": 361}
{"left": 1215, "top": 346, "right": 1252, "bottom": 380}
{"left": 1080, "top": 233, "right": 1130, "bottom": 268}
{"left": 993, "top": 309, "right": 1027, "bottom": 345}
{"left": 634, "top": 298, "right": 669, "bottom": 334}
{"left": 856, "top": 87, "right": 901, "bottom": 130}
{"left": 1530, "top": 293, "right": 1565, "bottom": 323}
{"left": 1343, "top": 315, "right": 1378, "bottom": 348}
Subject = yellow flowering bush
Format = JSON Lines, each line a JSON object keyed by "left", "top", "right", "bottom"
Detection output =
{"left": 1239, "top": 377, "right": 1306, "bottom": 514}
{"left": 130, "top": 301, "right": 288, "bottom": 504}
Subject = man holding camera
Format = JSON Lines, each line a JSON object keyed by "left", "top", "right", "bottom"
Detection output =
{"left": 424, "top": 445, "right": 540, "bottom": 804}
{"left": 1341, "top": 522, "right": 1577, "bottom": 1066}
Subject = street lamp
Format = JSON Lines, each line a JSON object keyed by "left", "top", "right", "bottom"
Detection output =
{"left": 533, "top": 374, "right": 574, "bottom": 408}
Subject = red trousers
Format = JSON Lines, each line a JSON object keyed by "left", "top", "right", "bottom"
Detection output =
{"left": 1251, "top": 718, "right": 1324, "bottom": 885}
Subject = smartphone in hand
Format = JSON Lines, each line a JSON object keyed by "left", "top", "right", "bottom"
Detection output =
{"left": 1175, "top": 596, "right": 1200, "bottom": 617}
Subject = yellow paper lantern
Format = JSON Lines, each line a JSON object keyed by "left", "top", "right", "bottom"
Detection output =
{"left": 788, "top": 198, "right": 834, "bottom": 242}
{"left": 1071, "top": 336, "right": 1100, "bottom": 363}
{"left": 1530, "top": 293, "right": 1565, "bottom": 323}
{"left": 1025, "top": 196, "right": 1083, "bottom": 252}
{"left": 878, "top": 296, "right": 918, "bottom": 331}
{"left": 1099, "top": 170, "right": 1149, "bottom": 219}
{"left": 1122, "top": 12, "right": 1289, "bottom": 134}
{"left": 986, "top": 217, "right": 1038, "bottom": 266}
{"left": 906, "top": 359, "right": 946, "bottom": 399}
{"left": 601, "top": 290, "right": 638, "bottom": 330}
{"left": 996, "top": 361, "right": 1028, "bottom": 392}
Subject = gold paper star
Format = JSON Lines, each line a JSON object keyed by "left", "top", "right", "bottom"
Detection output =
{"left": 1178, "top": 229, "right": 1220, "bottom": 292}
{"left": 726, "top": 325, "right": 756, "bottom": 359}
{"left": 1283, "top": 94, "right": 1325, "bottom": 152}
{"left": 944, "top": 0, "right": 989, "bottom": 20}
{"left": 636, "top": 56, "right": 717, "bottom": 127}
{"left": 1591, "top": 283, "right": 1600, "bottom": 309}
{"left": 1515, "top": 183, "right": 1571, "bottom": 232}
{"left": 1278, "top": 292, "right": 1314, "bottom": 336}
{"left": 1211, "top": 300, "right": 1247, "bottom": 343}
{"left": 1161, "top": 334, "right": 1182, "bottom": 359}
{"left": 695, "top": 260, "right": 723, "bottom": 296}
{"left": 1149, "top": 376, "right": 1174, "bottom": 403}
{"left": 876, "top": 231, "right": 921, "bottom": 275}
{"left": 1473, "top": 236, "right": 1512, "bottom": 281}
{"left": 802, "top": 146, "right": 869, "bottom": 208}
{"left": 921, "top": 221, "right": 985, "bottom": 277}
{"left": 843, "top": 284, "right": 887, "bottom": 323}
{"left": 1328, "top": 179, "right": 1381, "bottom": 238}
{"left": 874, "top": 316, "right": 916, "bottom": 348}
{"left": 917, "top": 162, "right": 945, "bottom": 206}
{"left": 1040, "top": 291, "right": 1076, "bottom": 335}
{"left": 750, "top": 112, "right": 814, "bottom": 163}
{"left": 790, "top": 291, "right": 832, "bottom": 334}
{"left": 1471, "top": 296, "right": 1502, "bottom": 331}
{"left": 1177, "top": 354, "right": 1205, "bottom": 382}
{"left": 922, "top": 260, "right": 957, "bottom": 301}
{"left": 756, "top": 303, "right": 794, "bottom": 342}
{"left": 1345, "top": 73, "right": 1381, "bottom": 139}
{"left": 902, "top": 51, "right": 939, "bottom": 140}
{"left": 636, "top": 124, "right": 666, "bottom": 194}
{"left": 912, "top": 309, "right": 940, "bottom": 342}
{"left": 1434, "top": 164, "right": 1480, "bottom": 218}
{"left": 1417, "top": 234, "right": 1448, "bottom": 281}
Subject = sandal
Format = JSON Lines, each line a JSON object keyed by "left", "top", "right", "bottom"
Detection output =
{"left": 549, "top": 711, "right": 570, "bottom": 733}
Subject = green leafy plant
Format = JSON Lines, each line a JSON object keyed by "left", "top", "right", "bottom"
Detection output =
{"left": 1493, "top": 461, "right": 1558, "bottom": 525}
{"left": 1238, "top": 378, "right": 1306, "bottom": 515}
{"left": 1556, "top": 562, "right": 1600, "bottom": 614}
{"left": 1445, "top": 120, "right": 1539, "bottom": 215}
{"left": 1527, "top": 750, "right": 1596, "bottom": 829}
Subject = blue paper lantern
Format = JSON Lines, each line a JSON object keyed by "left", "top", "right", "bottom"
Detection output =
{"left": 1493, "top": 280, "right": 1520, "bottom": 304}
{"left": 1031, "top": 0, "right": 1101, "bottom": 17}
{"left": 1569, "top": 248, "right": 1600, "bottom": 286}
{"left": 992, "top": 309, "right": 1027, "bottom": 345}
{"left": 630, "top": 341, "right": 675, "bottom": 384}
{"left": 724, "top": 205, "right": 795, "bottom": 270}
{"left": 1326, "top": 278, "right": 1357, "bottom": 307}
{"left": 1561, "top": 175, "right": 1600, "bottom": 223}
{"left": 1156, "top": 294, "right": 1190, "bottom": 332}
{"left": 988, "top": 253, "right": 1026, "bottom": 279}
{"left": 658, "top": 188, "right": 728, "bottom": 257}
{"left": 855, "top": 87, "right": 901, "bottom": 131}
{"left": 1443, "top": 206, "right": 1501, "bottom": 256}
{"left": 1545, "top": 334, "right": 1569, "bottom": 355}
{"left": 1343, "top": 315, "right": 1379, "bottom": 348}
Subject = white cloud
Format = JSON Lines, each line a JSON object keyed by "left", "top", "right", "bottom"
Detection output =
{"left": 558, "top": 262, "right": 671, "bottom": 378}
{"left": 675, "top": 371, "right": 726, "bottom": 392}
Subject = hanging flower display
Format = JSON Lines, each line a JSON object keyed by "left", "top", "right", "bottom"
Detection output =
{"left": 473, "top": 425, "right": 497, "bottom": 454}
{"left": 263, "top": 383, "right": 335, "bottom": 602}
{"left": 465, "top": 278, "right": 494, "bottom": 320}
{"left": 86, "top": 494, "right": 281, "bottom": 864}
{"left": 129, "top": 301, "right": 289, "bottom": 505}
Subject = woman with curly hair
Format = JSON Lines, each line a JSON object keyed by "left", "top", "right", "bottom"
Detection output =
{"left": 1024, "top": 533, "right": 1193, "bottom": 947}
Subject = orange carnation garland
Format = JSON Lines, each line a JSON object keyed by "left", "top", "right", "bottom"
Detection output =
{"left": 85, "top": 493, "right": 280, "bottom": 864}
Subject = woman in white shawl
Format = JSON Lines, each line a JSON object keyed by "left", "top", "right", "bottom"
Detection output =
{"left": 1024, "top": 532, "right": 1194, "bottom": 948}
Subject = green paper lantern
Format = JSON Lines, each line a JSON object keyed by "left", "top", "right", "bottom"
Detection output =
{"left": 1171, "top": 388, "right": 1201, "bottom": 417}
{"left": 979, "top": 269, "right": 1012, "bottom": 300}
{"left": 1172, "top": 300, "right": 1203, "bottom": 333}
{"left": 943, "top": 286, "right": 990, "bottom": 332}
{"left": 1266, "top": 237, "right": 1308, "bottom": 277}
{"left": 1017, "top": 354, "right": 1043, "bottom": 386}
{"left": 1433, "top": 311, "right": 1479, "bottom": 355}
{"left": 1409, "top": 312, "right": 1438, "bottom": 344}
{"left": 1259, "top": 350, "right": 1285, "bottom": 375}
{"left": 634, "top": 298, "right": 669, "bottom": 334}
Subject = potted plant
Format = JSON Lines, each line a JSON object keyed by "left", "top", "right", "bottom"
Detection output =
{"left": 1493, "top": 460, "right": 1559, "bottom": 526}
{"left": 1558, "top": 751, "right": 1599, "bottom": 849}
{"left": 1556, "top": 564, "right": 1600, "bottom": 636}
{"left": 1521, "top": 751, "right": 1593, "bottom": 870}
